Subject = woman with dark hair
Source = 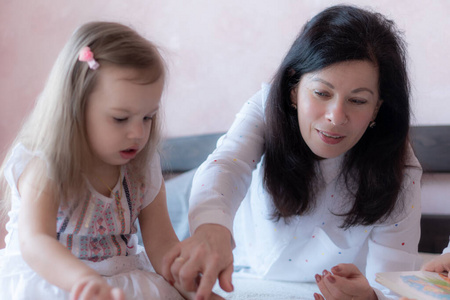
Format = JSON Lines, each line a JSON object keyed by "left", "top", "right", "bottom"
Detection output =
{"left": 163, "top": 5, "right": 422, "bottom": 300}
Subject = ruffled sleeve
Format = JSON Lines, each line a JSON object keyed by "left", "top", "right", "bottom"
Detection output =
{"left": 141, "top": 152, "right": 163, "bottom": 209}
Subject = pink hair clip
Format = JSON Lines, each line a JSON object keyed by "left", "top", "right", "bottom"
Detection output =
{"left": 78, "top": 46, "right": 99, "bottom": 70}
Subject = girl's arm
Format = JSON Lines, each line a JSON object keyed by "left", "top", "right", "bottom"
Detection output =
{"left": 139, "top": 180, "right": 179, "bottom": 274}
{"left": 139, "top": 180, "right": 225, "bottom": 300}
{"left": 0, "top": 215, "right": 6, "bottom": 249}
{"left": 18, "top": 160, "right": 123, "bottom": 299}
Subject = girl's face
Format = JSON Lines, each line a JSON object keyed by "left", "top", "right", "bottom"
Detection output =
{"left": 292, "top": 60, "right": 382, "bottom": 159}
{"left": 85, "top": 65, "right": 163, "bottom": 173}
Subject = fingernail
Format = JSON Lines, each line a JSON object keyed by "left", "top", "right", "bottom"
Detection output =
{"left": 326, "top": 275, "right": 336, "bottom": 283}
{"left": 322, "top": 270, "right": 329, "bottom": 276}
{"left": 313, "top": 293, "right": 320, "bottom": 300}
{"left": 331, "top": 266, "right": 340, "bottom": 273}
{"left": 315, "top": 274, "right": 321, "bottom": 283}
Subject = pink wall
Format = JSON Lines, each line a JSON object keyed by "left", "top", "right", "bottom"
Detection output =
{"left": 0, "top": 2, "right": 450, "bottom": 246}
{"left": 1, "top": 0, "right": 450, "bottom": 156}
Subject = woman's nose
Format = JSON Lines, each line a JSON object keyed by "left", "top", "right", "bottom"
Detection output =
{"left": 325, "top": 100, "right": 348, "bottom": 126}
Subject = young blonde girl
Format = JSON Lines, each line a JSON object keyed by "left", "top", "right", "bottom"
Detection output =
{"left": 0, "top": 21, "right": 186, "bottom": 299}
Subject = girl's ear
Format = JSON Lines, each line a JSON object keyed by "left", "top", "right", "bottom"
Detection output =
{"left": 372, "top": 99, "right": 383, "bottom": 120}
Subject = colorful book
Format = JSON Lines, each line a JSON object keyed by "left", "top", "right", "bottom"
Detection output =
{"left": 376, "top": 271, "right": 450, "bottom": 299}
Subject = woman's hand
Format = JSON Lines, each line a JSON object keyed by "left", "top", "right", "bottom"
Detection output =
{"left": 162, "top": 224, "right": 234, "bottom": 300}
{"left": 70, "top": 275, "right": 125, "bottom": 300}
{"left": 314, "top": 263, "right": 377, "bottom": 300}
{"left": 421, "top": 253, "right": 450, "bottom": 276}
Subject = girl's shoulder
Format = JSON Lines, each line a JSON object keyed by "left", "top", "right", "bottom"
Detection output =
{"left": 124, "top": 152, "right": 162, "bottom": 204}
{"left": 4, "top": 144, "right": 49, "bottom": 192}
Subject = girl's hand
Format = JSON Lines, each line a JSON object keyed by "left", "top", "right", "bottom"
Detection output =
{"left": 314, "top": 264, "right": 377, "bottom": 300}
{"left": 70, "top": 275, "right": 125, "bottom": 300}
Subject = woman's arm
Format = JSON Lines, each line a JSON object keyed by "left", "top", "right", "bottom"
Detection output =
{"left": 358, "top": 164, "right": 422, "bottom": 299}
{"left": 18, "top": 160, "right": 123, "bottom": 300}
{"left": 315, "top": 151, "right": 423, "bottom": 300}
{"left": 315, "top": 264, "right": 377, "bottom": 300}
{"left": 422, "top": 252, "right": 450, "bottom": 276}
{"left": 162, "top": 223, "right": 234, "bottom": 300}
{"left": 188, "top": 86, "right": 267, "bottom": 236}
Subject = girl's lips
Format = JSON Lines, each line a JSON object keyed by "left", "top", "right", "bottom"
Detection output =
{"left": 120, "top": 148, "right": 138, "bottom": 159}
{"left": 317, "top": 130, "right": 345, "bottom": 145}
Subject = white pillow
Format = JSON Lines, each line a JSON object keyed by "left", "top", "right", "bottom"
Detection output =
{"left": 166, "top": 169, "right": 197, "bottom": 241}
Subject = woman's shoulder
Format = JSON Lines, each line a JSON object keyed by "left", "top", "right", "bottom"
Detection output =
{"left": 381, "top": 143, "right": 423, "bottom": 225}
{"left": 260, "top": 83, "right": 271, "bottom": 108}
{"left": 244, "top": 83, "right": 271, "bottom": 106}
{"left": 403, "top": 143, "right": 423, "bottom": 183}
{"left": 237, "top": 83, "right": 272, "bottom": 122}
{"left": 405, "top": 142, "right": 422, "bottom": 171}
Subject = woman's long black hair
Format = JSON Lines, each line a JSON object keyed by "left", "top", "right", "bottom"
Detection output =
{"left": 263, "top": 5, "right": 411, "bottom": 228}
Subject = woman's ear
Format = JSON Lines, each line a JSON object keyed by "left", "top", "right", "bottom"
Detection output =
{"left": 372, "top": 99, "right": 383, "bottom": 120}
{"left": 290, "top": 86, "right": 298, "bottom": 108}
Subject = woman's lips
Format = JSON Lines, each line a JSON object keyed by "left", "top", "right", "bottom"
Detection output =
{"left": 317, "top": 130, "right": 345, "bottom": 145}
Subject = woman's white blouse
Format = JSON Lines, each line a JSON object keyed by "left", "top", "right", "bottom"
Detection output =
{"left": 443, "top": 241, "right": 450, "bottom": 254}
{"left": 189, "top": 84, "right": 423, "bottom": 299}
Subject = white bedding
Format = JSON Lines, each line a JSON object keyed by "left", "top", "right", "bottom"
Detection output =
{"left": 213, "top": 276, "right": 319, "bottom": 300}
{"left": 212, "top": 253, "right": 439, "bottom": 299}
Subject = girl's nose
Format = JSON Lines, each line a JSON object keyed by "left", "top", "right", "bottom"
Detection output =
{"left": 325, "top": 100, "right": 348, "bottom": 126}
{"left": 128, "top": 121, "right": 145, "bottom": 139}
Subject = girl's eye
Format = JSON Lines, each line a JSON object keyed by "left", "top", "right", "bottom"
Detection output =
{"left": 114, "top": 117, "right": 128, "bottom": 123}
{"left": 144, "top": 116, "right": 153, "bottom": 122}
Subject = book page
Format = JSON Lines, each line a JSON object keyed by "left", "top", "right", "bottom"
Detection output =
{"left": 376, "top": 271, "right": 450, "bottom": 300}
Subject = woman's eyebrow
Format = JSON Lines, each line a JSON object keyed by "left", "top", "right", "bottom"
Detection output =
{"left": 351, "top": 87, "right": 374, "bottom": 95}
{"left": 312, "top": 78, "right": 334, "bottom": 89}
{"left": 312, "top": 78, "right": 374, "bottom": 95}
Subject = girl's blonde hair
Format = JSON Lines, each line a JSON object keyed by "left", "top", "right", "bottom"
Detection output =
{"left": 0, "top": 21, "right": 166, "bottom": 218}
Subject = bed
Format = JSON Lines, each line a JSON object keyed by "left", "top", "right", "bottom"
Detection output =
{"left": 161, "top": 125, "right": 450, "bottom": 299}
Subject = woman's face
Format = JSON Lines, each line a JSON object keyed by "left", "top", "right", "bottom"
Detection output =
{"left": 292, "top": 60, "right": 382, "bottom": 159}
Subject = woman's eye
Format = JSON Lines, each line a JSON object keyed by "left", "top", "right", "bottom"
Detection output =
{"left": 114, "top": 117, "right": 128, "bottom": 123}
{"left": 314, "top": 90, "right": 329, "bottom": 97}
{"left": 143, "top": 116, "right": 153, "bottom": 122}
{"left": 349, "top": 98, "right": 367, "bottom": 105}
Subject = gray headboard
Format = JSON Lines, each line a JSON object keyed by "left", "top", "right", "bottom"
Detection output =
{"left": 161, "top": 125, "right": 450, "bottom": 174}
{"left": 409, "top": 125, "right": 450, "bottom": 172}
